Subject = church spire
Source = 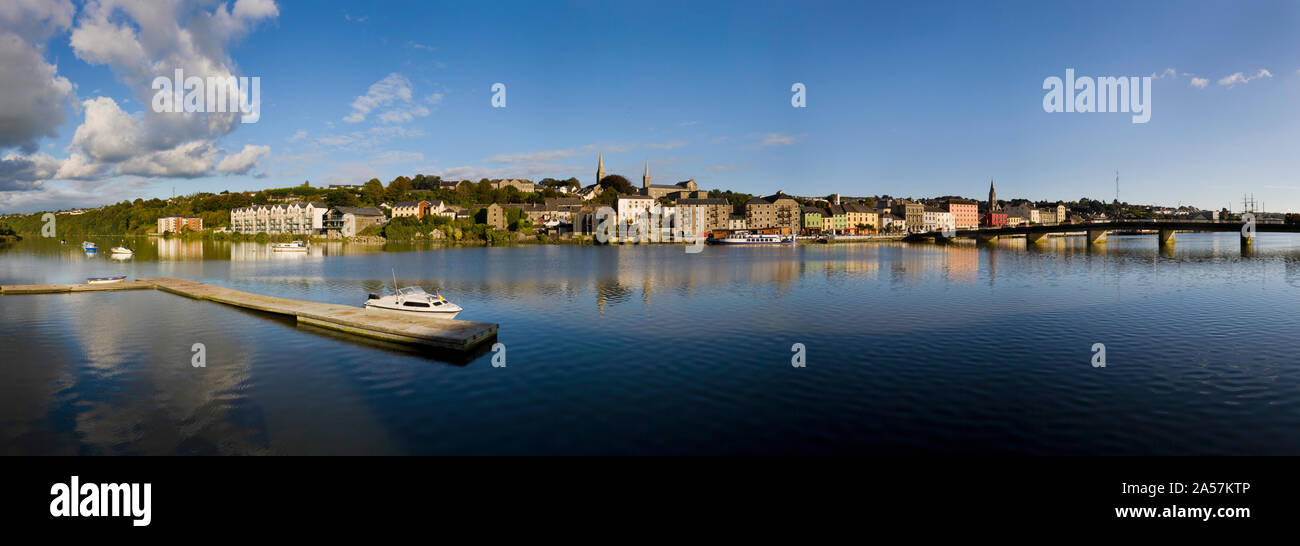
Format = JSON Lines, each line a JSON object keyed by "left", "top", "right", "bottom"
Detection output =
{"left": 596, "top": 153, "right": 605, "bottom": 185}
{"left": 643, "top": 160, "right": 650, "bottom": 189}
{"left": 988, "top": 178, "right": 998, "bottom": 211}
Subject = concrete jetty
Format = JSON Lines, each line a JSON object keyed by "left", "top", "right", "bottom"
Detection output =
{"left": 1, "top": 277, "right": 497, "bottom": 352}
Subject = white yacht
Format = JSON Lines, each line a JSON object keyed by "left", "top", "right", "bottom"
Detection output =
{"left": 271, "top": 240, "right": 309, "bottom": 252}
{"left": 110, "top": 245, "right": 134, "bottom": 256}
{"left": 86, "top": 275, "right": 127, "bottom": 284}
{"left": 365, "top": 286, "right": 462, "bottom": 317}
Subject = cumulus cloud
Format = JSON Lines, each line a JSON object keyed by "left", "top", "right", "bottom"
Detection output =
{"left": 0, "top": 1, "right": 76, "bottom": 154}
{"left": 216, "top": 144, "right": 270, "bottom": 174}
{"left": 1190, "top": 77, "right": 1209, "bottom": 88}
{"left": 0, "top": 152, "right": 59, "bottom": 191}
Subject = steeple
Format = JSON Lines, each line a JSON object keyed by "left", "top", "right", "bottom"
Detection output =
{"left": 596, "top": 153, "right": 605, "bottom": 185}
{"left": 643, "top": 160, "right": 650, "bottom": 189}
{"left": 988, "top": 179, "right": 998, "bottom": 211}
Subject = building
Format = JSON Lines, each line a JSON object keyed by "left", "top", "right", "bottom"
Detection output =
{"left": 392, "top": 200, "right": 432, "bottom": 219}
{"left": 157, "top": 215, "right": 202, "bottom": 234}
{"left": 727, "top": 214, "right": 747, "bottom": 231}
{"left": 639, "top": 161, "right": 701, "bottom": 200}
{"left": 744, "top": 191, "right": 801, "bottom": 233}
{"left": 801, "top": 206, "right": 823, "bottom": 235}
{"left": 230, "top": 202, "right": 328, "bottom": 235}
{"left": 946, "top": 198, "right": 979, "bottom": 229}
{"left": 987, "top": 179, "right": 999, "bottom": 211}
{"left": 543, "top": 198, "right": 585, "bottom": 223}
{"left": 982, "top": 211, "right": 1008, "bottom": 227}
{"left": 894, "top": 200, "right": 924, "bottom": 233}
{"left": 826, "top": 204, "right": 847, "bottom": 234}
{"left": 674, "top": 198, "right": 732, "bottom": 232}
{"left": 842, "top": 202, "right": 879, "bottom": 233}
{"left": 1039, "top": 208, "right": 1058, "bottom": 225}
{"left": 491, "top": 179, "right": 535, "bottom": 193}
{"left": 923, "top": 206, "right": 953, "bottom": 232}
{"left": 616, "top": 194, "right": 656, "bottom": 235}
{"left": 322, "top": 206, "right": 385, "bottom": 237}
{"left": 881, "top": 213, "right": 907, "bottom": 232}
{"left": 1004, "top": 203, "right": 1040, "bottom": 224}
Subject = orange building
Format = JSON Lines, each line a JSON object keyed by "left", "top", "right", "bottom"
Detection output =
{"left": 157, "top": 215, "right": 203, "bottom": 234}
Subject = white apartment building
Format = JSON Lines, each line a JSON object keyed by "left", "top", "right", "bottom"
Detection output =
{"left": 923, "top": 208, "right": 956, "bottom": 233}
{"left": 230, "top": 202, "right": 329, "bottom": 234}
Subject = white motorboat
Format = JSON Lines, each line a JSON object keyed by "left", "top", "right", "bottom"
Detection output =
{"left": 365, "top": 286, "right": 462, "bottom": 317}
{"left": 110, "top": 245, "right": 134, "bottom": 255}
{"left": 87, "top": 275, "right": 127, "bottom": 284}
{"left": 271, "top": 240, "right": 309, "bottom": 252}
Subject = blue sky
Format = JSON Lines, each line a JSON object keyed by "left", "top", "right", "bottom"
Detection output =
{"left": 3, "top": 0, "right": 1299, "bottom": 213}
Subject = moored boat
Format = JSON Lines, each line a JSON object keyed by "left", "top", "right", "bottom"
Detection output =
{"left": 365, "top": 285, "right": 462, "bottom": 317}
{"left": 707, "top": 231, "right": 796, "bottom": 245}
{"left": 86, "top": 275, "right": 127, "bottom": 284}
{"left": 82, "top": 241, "right": 97, "bottom": 251}
{"left": 110, "top": 245, "right": 134, "bottom": 255}
{"left": 271, "top": 240, "right": 309, "bottom": 252}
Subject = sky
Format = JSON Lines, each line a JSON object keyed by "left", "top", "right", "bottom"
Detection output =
{"left": 2, "top": 0, "right": 1299, "bottom": 214}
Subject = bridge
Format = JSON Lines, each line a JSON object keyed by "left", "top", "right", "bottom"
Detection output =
{"left": 903, "top": 220, "right": 1298, "bottom": 247}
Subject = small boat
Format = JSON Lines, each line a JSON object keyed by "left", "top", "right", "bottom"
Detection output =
{"left": 271, "top": 240, "right": 309, "bottom": 252}
{"left": 87, "top": 275, "right": 127, "bottom": 284}
{"left": 365, "top": 286, "right": 462, "bottom": 317}
{"left": 82, "top": 241, "right": 97, "bottom": 250}
{"left": 110, "top": 245, "right": 134, "bottom": 255}
{"left": 707, "top": 231, "right": 797, "bottom": 245}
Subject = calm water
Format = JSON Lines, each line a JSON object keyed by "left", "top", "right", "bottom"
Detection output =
{"left": 2, "top": 234, "right": 1299, "bottom": 455}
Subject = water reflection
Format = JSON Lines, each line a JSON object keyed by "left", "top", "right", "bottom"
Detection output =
{"left": 5, "top": 233, "right": 1300, "bottom": 454}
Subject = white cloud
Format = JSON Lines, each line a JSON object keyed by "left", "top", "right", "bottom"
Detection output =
{"left": 1218, "top": 69, "right": 1272, "bottom": 87}
{"left": 344, "top": 73, "right": 414, "bottom": 123}
{"left": 0, "top": 1, "right": 76, "bottom": 154}
{"left": 645, "top": 140, "right": 688, "bottom": 150}
{"left": 216, "top": 144, "right": 271, "bottom": 174}
{"left": 1190, "top": 77, "right": 1209, "bottom": 88}
{"left": 756, "top": 132, "right": 800, "bottom": 147}
{"left": 288, "top": 129, "right": 307, "bottom": 142}
{"left": 70, "top": 97, "right": 144, "bottom": 162}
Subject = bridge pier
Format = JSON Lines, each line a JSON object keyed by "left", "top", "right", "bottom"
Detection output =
{"left": 976, "top": 233, "right": 998, "bottom": 244}
{"left": 1087, "top": 229, "right": 1108, "bottom": 244}
{"left": 1241, "top": 233, "right": 1254, "bottom": 251}
{"left": 1158, "top": 229, "right": 1176, "bottom": 246}
{"left": 1025, "top": 232, "right": 1048, "bottom": 245}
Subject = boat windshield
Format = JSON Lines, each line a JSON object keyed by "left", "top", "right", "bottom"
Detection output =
{"left": 395, "top": 286, "right": 430, "bottom": 297}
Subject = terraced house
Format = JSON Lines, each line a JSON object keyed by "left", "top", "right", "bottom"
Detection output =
{"left": 230, "top": 202, "right": 329, "bottom": 235}
{"left": 842, "top": 202, "right": 878, "bottom": 233}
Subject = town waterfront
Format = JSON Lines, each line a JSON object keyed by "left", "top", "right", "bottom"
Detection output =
{"left": 2, "top": 234, "right": 1299, "bottom": 455}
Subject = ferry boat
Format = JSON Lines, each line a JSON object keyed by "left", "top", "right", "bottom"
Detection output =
{"left": 707, "top": 231, "right": 797, "bottom": 245}
{"left": 271, "top": 240, "right": 309, "bottom": 252}
{"left": 86, "top": 275, "right": 127, "bottom": 284}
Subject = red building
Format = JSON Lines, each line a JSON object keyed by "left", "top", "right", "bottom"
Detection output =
{"left": 982, "top": 211, "right": 1007, "bottom": 228}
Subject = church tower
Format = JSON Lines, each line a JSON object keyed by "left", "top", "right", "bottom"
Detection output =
{"left": 596, "top": 153, "right": 605, "bottom": 185}
{"left": 988, "top": 179, "right": 998, "bottom": 211}
{"left": 643, "top": 161, "right": 650, "bottom": 190}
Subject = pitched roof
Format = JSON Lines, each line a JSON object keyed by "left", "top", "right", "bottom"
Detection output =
{"left": 676, "top": 198, "right": 729, "bottom": 205}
